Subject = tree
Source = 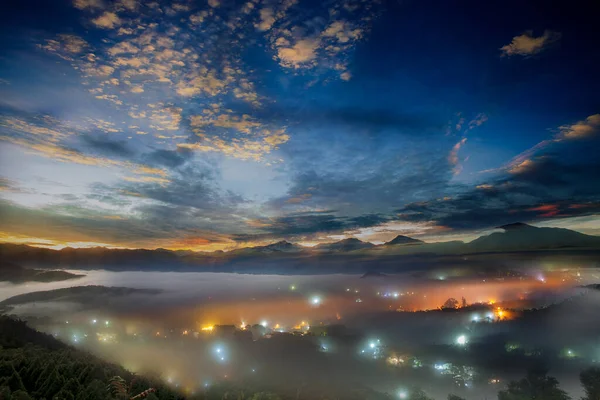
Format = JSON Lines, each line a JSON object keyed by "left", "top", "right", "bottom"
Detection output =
{"left": 409, "top": 389, "right": 434, "bottom": 400}
{"left": 76, "top": 379, "right": 106, "bottom": 400}
{"left": 448, "top": 395, "right": 466, "bottom": 400}
{"left": 461, "top": 297, "right": 468, "bottom": 308}
{"left": 12, "top": 390, "right": 34, "bottom": 400}
{"left": 250, "top": 393, "right": 282, "bottom": 400}
{"left": 442, "top": 298, "right": 459, "bottom": 309}
{"left": 498, "top": 369, "right": 570, "bottom": 400}
{"left": 580, "top": 367, "right": 600, "bottom": 400}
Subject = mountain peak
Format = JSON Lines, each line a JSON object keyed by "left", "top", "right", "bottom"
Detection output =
{"left": 314, "top": 238, "right": 374, "bottom": 252}
{"left": 384, "top": 235, "right": 423, "bottom": 246}
{"left": 496, "top": 222, "right": 535, "bottom": 231}
{"left": 263, "top": 240, "right": 301, "bottom": 252}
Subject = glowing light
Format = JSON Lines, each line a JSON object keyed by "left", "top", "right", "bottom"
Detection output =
{"left": 216, "top": 347, "right": 222, "bottom": 353}
{"left": 310, "top": 296, "right": 322, "bottom": 306}
{"left": 290, "top": 284, "right": 296, "bottom": 291}
{"left": 398, "top": 390, "right": 408, "bottom": 399}
{"left": 240, "top": 321, "right": 246, "bottom": 329}
{"left": 260, "top": 320, "right": 268, "bottom": 328}
{"left": 201, "top": 325, "right": 214, "bottom": 332}
{"left": 456, "top": 335, "right": 468, "bottom": 346}
{"left": 92, "top": 319, "right": 97, "bottom": 324}
{"left": 471, "top": 314, "right": 480, "bottom": 322}
{"left": 393, "top": 292, "right": 399, "bottom": 298}
{"left": 182, "top": 330, "right": 189, "bottom": 335}
{"left": 105, "top": 320, "right": 109, "bottom": 326}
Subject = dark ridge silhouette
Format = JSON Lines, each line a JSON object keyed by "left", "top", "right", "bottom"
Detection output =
{"left": 0, "top": 261, "right": 84, "bottom": 283}
{"left": 383, "top": 235, "right": 424, "bottom": 245}
{"left": 469, "top": 223, "right": 600, "bottom": 252}
{"left": 313, "top": 238, "right": 374, "bottom": 252}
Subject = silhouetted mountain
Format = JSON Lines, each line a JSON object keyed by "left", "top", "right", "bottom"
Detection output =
{"left": 496, "top": 222, "right": 534, "bottom": 231}
{"left": 0, "top": 285, "right": 162, "bottom": 308}
{"left": 384, "top": 235, "right": 423, "bottom": 246}
{"left": 0, "top": 243, "right": 187, "bottom": 269}
{"left": 230, "top": 240, "right": 304, "bottom": 256}
{"left": 313, "top": 238, "right": 374, "bottom": 252}
{"left": 0, "top": 261, "right": 84, "bottom": 283}
{"left": 360, "top": 271, "right": 387, "bottom": 278}
{"left": 264, "top": 240, "right": 303, "bottom": 252}
{"left": 468, "top": 223, "right": 600, "bottom": 252}
{"left": 1, "top": 223, "right": 599, "bottom": 272}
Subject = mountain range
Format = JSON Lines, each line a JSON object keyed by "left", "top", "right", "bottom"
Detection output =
{"left": 1, "top": 223, "right": 599, "bottom": 271}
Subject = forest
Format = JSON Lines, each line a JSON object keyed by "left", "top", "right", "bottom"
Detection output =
{"left": 1, "top": 316, "right": 599, "bottom": 400}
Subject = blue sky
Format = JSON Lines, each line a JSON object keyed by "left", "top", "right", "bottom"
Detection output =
{"left": 0, "top": 0, "right": 599, "bottom": 250}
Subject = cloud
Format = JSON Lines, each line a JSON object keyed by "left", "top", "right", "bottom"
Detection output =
{"left": 397, "top": 155, "right": 600, "bottom": 231}
{"left": 448, "top": 138, "right": 467, "bottom": 175}
{"left": 504, "top": 114, "right": 600, "bottom": 174}
{"left": 117, "top": 0, "right": 137, "bottom": 11}
{"left": 264, "top": 1, "right": 377, "bottom": 77}
{"left": 73, "top": 0, "right": 104, "bottom": 10}
{"left": 91, "top": 12, "right": 122, "bottom": 29}
{"left": 276, "top": 38, "right": 320, "bottom": 68}
{"left": 559, "top": 114, "right": 600, "bottom": 139}
{"left": 232, "top": 211, "right": 393, "bottom": 241}
{"left": 322, "top": 20, "right": 363, "bottom": 43}
{"left": 256, "top": 8, "right": 276, "bottom": 31}
{"left": 467, "top": 113, "right": 488, "bottom": 130}
{"left": 80, "top": 135, "right": 134, "bottom": 158}
{"left": 500, "top": 30, "right": 561, "bottom": 57}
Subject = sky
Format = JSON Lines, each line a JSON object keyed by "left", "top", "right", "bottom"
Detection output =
{"left": 0, "top": 0, "right": 599, "bottom": 251}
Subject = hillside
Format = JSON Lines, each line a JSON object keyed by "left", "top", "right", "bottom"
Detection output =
{"left": 0, "top": 286, "right": 162, "bottom": 308}
{"left": 0, "top": 316, "right": 181, "bottom": 400}
{"left": 468, "top": 223, "right": 600, "bottom": 252}
{"left": 0, "top": 261, "right": 84, "bottom": 284}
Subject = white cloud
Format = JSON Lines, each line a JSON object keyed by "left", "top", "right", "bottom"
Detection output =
{"left": 500, "top": 30, "right": 561, "bottom": 57}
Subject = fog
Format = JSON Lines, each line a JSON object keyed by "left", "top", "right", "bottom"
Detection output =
{"left": 2, "top": 263, "right": 600, "bottom": 399}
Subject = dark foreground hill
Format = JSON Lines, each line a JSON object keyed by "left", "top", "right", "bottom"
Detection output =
{"left": 0, "top": 316, "right": 181, "bottom": 400}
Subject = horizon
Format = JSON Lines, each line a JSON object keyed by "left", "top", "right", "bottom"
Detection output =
{"left": 1, "top": 220, "right": 598, "bottom": 252}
